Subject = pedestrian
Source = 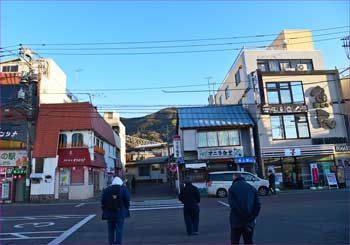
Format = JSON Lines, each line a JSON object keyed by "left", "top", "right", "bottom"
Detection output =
{"left": 178, "top": 175, "right": 201, "bottom": 236}
{"left": 268, "top": 170, "right": 276, "bottom": 195}
{"left": 131, "top": 176, "right": 136, "bottom": 193}
{"left": 101, "top": 176, "right": 130, "bottom": 245}
{"left": 228, "top": 173, "right": 261, "bottom": 245}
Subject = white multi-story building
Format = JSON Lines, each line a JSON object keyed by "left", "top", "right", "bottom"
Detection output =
{"left": 214, "top": 30, "right": 349, "bottom": 189}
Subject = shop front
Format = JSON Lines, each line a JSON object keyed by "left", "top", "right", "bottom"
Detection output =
{"left": 57, "top": 148, "right": 106, "bottom": 200}
{"left": 0, "top": 150, "right": 27, "bottom": 203}
{"left": 334, "top": 143, "right": 350, "bottom": 188}
{"left": 262, "top": 145, "right": 335, "bottom": 189}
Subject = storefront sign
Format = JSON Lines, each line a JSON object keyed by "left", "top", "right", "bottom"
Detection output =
{"left": 198, "top": 147, "right": 243, "bottom": 160}
{"left": 0, "top": 150, "right": 27, "bottom": 167}
{"left": 185, "top": 163, "right": 207, "bottom": 169}
{"left": 1, "top": 182, "right": 10, "bottom": 200}
{"left": 262, "top": 104, "right": 307, "bottom": 114}
{"left": 310, "top": 86, "right": 336, "bottom": 129}
{"left": 234, "top": 157, "right": 256, "bottom": 164}
{"left": 325, "top": 173, "right": 338, "bottom": 186}
{"left": 57, "top": 148, "right": 91, "bottom": 167}
{"left": 173, "top": 135, "right": 182, "bottom": 158}
{"left": 0, "top": 122, "right": 27, "bottom": 142}
{"left": 334, "top": 144, "right": 350, "bottom": 152}
{"left": 284, "top": 148, "right": 301, "bottom": 157}
{"left": 310, "top": 163, "right": 319, "bottom": 184}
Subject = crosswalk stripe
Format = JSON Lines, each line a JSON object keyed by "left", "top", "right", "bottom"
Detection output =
{"left": 130, "top": 199, "right": 183, "bottom": 211}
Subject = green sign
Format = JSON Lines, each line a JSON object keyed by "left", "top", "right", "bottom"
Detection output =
{"left": 322, "top": 163, "right": 331, "bottom": 175}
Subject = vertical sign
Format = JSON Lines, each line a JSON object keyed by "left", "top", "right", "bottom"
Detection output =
{"left": 173, "top": 135, "right": 182, "bottom": 158}
{"left": 310, "top": 163, "right": 319, "bottom": 185}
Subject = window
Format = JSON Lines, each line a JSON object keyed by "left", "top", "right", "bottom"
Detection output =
{"left": 88, "top": 170, "right": 93, "bottom": 185}
{"left": 2, "top": 65, "right": 18, "bottom": 72}
{"left": 257, "top": 59, "right": 314, "bottom": 71}
{"left": 151, "top": 164, "right": 160, "bottom": 171}
{"left": 105, "top": 112, "right": 113, "bottom": 119}
{"left": 219, "top": 95, "right": 223, "bottom": 105}
{"left": 35, "top": 158, "right": 44, "bottom": 173}
{"left": 71, "top": 167, "right": 84, "bottom": 185}
{"left": 225, "top": 86, "right": 230, "bottom": 99}
{"left": 235, "top": 70, "right": 241, "bottom": 86}
{"left": 266, "top": 82, "right": 304, "bottom": 104}
{"left": 72, "top": 133, "right": 84, "bottom": 147}
{"left": 58, "top": 134, "right": 67, "bottom": 148}
{"left": 198, "top": 130, "right": 240, "bottom": 147}
{"left": 138, "top": 166, "right": 150, "bottom": 176}
{"left": 270, "top": 114, "right": 310, "bottom": 140}
{"left": 242, "top": 173, "right": 255, "bottom": 181}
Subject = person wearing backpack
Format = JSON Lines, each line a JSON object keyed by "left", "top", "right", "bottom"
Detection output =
{"left": 228, "top": 173, "right": 261, "bottom": 245}
{"left": 101, "top": 176, "right": 130, "bottom": 244}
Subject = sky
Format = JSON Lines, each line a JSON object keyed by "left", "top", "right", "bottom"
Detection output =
{"left": 1, "top": 1, "right": 349, "bottom": 118}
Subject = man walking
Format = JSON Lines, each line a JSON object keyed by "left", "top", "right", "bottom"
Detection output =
{"left": 178, "top": 175, "right": 201, "bottom": 236}
{"left": 268, "top": 170, "right": 276, "bottom": 195}
{"left": 101, "top": 176, "right": 130, "bottom": 244}
{"left": 228, "top": 173, "right": 261, "bottom": 245}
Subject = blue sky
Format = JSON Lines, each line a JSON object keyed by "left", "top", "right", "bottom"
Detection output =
{"left": 1, "top": 1, "right": 349, "bottom": 118}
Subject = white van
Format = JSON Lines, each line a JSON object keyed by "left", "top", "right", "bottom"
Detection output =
{"left": 207, "top": 171, "right": 269, "bottom": 197}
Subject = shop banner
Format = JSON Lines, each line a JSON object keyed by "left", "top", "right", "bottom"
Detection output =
{"left": 322, "top": 163, "right": 331, "bottom": 175}
{"left": 310, "top": 163, "right": 319, "bottom": 184}
{"left": 1, "top": 182, "right": 10, "bottom": 200}
{"left": 0, "top": 122, "right": 27, "bottom": 142}
{"left": 0, "top": 150, "right": 27, "bottom": 167}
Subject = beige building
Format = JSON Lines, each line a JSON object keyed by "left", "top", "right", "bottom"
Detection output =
{"left": 214, "top": 30, "right": 349, "bottom": 189}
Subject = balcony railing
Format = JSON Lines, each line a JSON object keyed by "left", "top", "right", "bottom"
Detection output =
{"left": 58, "top": 143, "right": 88, "bottom": 149}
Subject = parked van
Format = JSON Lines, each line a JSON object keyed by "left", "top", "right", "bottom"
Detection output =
{"left": 207, "top": 171, "right": 269, "bottom": 197}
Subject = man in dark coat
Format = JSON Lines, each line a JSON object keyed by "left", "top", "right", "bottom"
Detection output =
{"left": 268, "top": 170, "right": 276, "bottom": 195}
{"left": 101, "top": 176, "right": 130, "bottom": 244}
{"left": 178, "top": 175, "right": 201, "bottom": 236}
{"left": 228, "top": 173, "right": 261, "bottom": 245}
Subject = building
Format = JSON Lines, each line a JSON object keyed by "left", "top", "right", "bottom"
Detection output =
{"left": 126, "top": 143, "right": 173, "bottom": 183}
{"left": 31, "top": 102, "right": 120, "bottom": 201}
{"left": 214, "top": 30, "right": 348, "bottom": 189}
{"left": 177, "top": 105, "right": 255, "bottom": 192}
{"left": 103, "top": 112, "right": 127, "bottom": 176}
{"left": 0, "top": 53, "right": 75, "bottom": 203}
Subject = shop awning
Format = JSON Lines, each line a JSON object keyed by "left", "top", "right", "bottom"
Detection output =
{"left": 58, "top": 148, "right": 106, "bottom": 168}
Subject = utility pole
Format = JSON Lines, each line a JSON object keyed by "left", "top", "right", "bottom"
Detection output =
{"left": 341, "top": 36, "right": 350, "bottom": 60}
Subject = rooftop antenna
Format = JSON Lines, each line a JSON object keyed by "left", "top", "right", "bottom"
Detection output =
{"left": 204, "top": 76, "right": 212, "bottom": 98}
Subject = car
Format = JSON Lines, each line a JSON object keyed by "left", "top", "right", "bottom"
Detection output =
{"left": 207, "top": 171, "right": 269, "bottom": 197}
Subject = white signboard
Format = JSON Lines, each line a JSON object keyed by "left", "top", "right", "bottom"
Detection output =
{"left": 173, "top": 135, "right": 182, "bottom": 158}
{"left": 325, "top": 173, "right": 338, "bottom": 186}
{"left": 0, "top": 150, "right": 27, "bottom": 167}
{"left": 198, "top": 147, "right": 243, "bottom": 160}
{"left": 1, "top": 182, "right": 10, "bottom": 200}
{"left": 284, "top": 148, "right": 301, "bottom": 157}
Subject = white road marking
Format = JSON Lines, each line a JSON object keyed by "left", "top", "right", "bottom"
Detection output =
{"left": 74, "top": 203, "right": 85, "bottom": 208}
{"left": 1, "top": 231, "right": 64, "bottom": 235}
{"left": 0, "top": 215, "right": 87, "bottom": 221}
{"left": 218, "top": 201, "right": 230, "bottom": 207}
{"left": 14, "top": 222, "right": 55, "bottom": 229}
{"left": 10, "top": 233, "right": 29, "bottom": 239}
{"left": 131, "top": 205, "right": 183, "bottom": 211}
{"left": 48, "top": 214, "right": 95, "bottom": 245}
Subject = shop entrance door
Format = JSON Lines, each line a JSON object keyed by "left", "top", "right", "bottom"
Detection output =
{"left": 282, "top": 158, "right": 302, "bottom": 189}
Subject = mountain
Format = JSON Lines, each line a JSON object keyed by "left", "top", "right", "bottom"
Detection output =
{"left": 120, "top": 107, "right": 177, "bottom": 144}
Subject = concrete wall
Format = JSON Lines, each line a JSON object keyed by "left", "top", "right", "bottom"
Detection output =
{"left": 269, "top": 30, "right": 314, "bottom": 51}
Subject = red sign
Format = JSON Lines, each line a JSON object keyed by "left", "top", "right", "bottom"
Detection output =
{"left": 310, "top": 163, "right": 319, "bottom": 184}
{"left": 58, "top": 148, "right": 91, "bottom": 167}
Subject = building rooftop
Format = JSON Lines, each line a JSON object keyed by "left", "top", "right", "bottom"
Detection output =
{"left": 178, "top": 105, "right": 254, "bottom": 129}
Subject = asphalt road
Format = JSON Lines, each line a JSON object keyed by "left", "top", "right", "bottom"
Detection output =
{"left": 1, "top": 189, "right": 349, "bottom": 244}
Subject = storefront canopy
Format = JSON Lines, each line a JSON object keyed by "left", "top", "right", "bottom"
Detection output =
{"left": 58, "top": 148, "right": 106, "bottom": 168}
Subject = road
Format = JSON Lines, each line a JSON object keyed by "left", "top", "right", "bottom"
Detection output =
{"left": 1, "top": 189, "right": 349, "bottom": 244}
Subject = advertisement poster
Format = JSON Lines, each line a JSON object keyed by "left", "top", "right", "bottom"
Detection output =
{"left": 325, "top": 173, "right": 338, "bottom": 186}
{"left": 1, "top": 182, "right": 10, "bottom": 200}
{"left": 59, "top": 169, "right": 70, "bottom": 186}
{"left": 310, "top": 163, "right": 319, "bottom": 184}
{"left": 322, "top": 163, "right": 331, "bottom": 175}
{"left": 275, "top": 172, "right": 283, "bottom": 184}
{"left": 0, "top": 150, "right": 27, "bottom": 167}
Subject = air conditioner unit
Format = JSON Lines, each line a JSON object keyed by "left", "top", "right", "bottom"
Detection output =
{"left": 284, "top": 68, "right": 296, "bottom": 71}
{"left": 296, "top": 64, "right": 308, "bottom": 71}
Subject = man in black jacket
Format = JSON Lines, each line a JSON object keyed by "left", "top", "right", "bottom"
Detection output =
{"left": 228, "top": 173, "right": 261, "bottom": 245}
{"left": 178, "top": 175, "right": 200, "bottom": 236}
{"left": 268, "top": 170, "right": 276, "bottom": 195}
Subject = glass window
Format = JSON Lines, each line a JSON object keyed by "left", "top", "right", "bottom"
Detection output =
{"left": 291, "top": 82, "right": 304, "bottom": 103}
{"left": 224, "top": 173, "right": 233, "bottom": 181}
{"left": 225, "top": 86, "right": 230, "bottom": 99}
{"left": 283, "top": 115, "right": 298, "bottom": 138}
{"left": 151, "top": 164, "right": 160, "bottom": 171}
{"left": 209, "top": 174, "right": 224, "bottom": 181}
{"left": 268, "top": 60, "right": 280, "bottom": 72}
{"left": 279, "top": 83, "right": 292, "bottom": 104}
{"left": 271, "top": 116, "right": 284, "bottom": 139}
{"left": 300, "top": 59, "right": 313, "bottom": 70}
{"left": 207, "top": 132, "right": 218, "bottom": 147}
{"left": 72, "top": 133, "right": 84, "bottom": 147}
{"left": 296, "top": 115, "right": 310, "bottom": 138}
{"left": 35, "top": 158, "right": 44, "bottom": 173}
{"left": 228, "top": 130, "right": 240, "bottom": 145}
{"left": 257, "top": 60, "right": 268, "bottom": 71}
{"left": 218, "top": 131, "right": 229, "bottom": 146}
{"left": 139, "top": 166, "right": 150, "bottom": 176}
{"left": 58, "top": 134, "right": 67, "bottom": 148}
{"left": 279, "top": 60, "right": 291, "bottom": 71}
{"left": 71, "top": 167, "right": 84, "bottom": 185}
{"left": 235, "top": 70, "right": 241, "bottom": 86}
{"left": 198, "top": 132, "right": 207, "bottom": 147}
{"left": 242, "top": 173, "right": 255, "bottom": 181}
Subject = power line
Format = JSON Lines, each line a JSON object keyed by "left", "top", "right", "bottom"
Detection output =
{"left": 6, "top": 25, "right": 348, "bottom": 47}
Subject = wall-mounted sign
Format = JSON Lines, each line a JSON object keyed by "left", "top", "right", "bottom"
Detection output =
{"left": 198, "top": 147, "right": 243, "bottom": 160}
{"left": 0, "top": 122, "right": 27, "bottom": 142}
{"left": 310, "top": 163, "right": 319, "bottom": 185}
{"left": 284, "top": 148, "right": 301, "bottom": 157}
{"left": 0, "top": 150, "right": 27, "bottom": 167}
{"left": 1, "top": 182, "right": 10, "bottom": 200}
{"left": 262, "top": 104, "right": 307, "bottom": 114}
{"left": 173, "top": 135, "right": 182, "bottom": 158}
{"left": 234, "top": 157, "right": 256, "bottom": 164}
{"left": 310, "top": 86, "right": 336, "bottom": 129}
{"left": 335, "top": 144, "right": 350, "bottom": 152}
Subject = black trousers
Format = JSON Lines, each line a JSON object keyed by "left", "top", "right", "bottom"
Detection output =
{"left": 231, "top": 226, "right": 254, "bottom": 245}
{"left": 183, "top": 207, "right": 199, "bottom": 235}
